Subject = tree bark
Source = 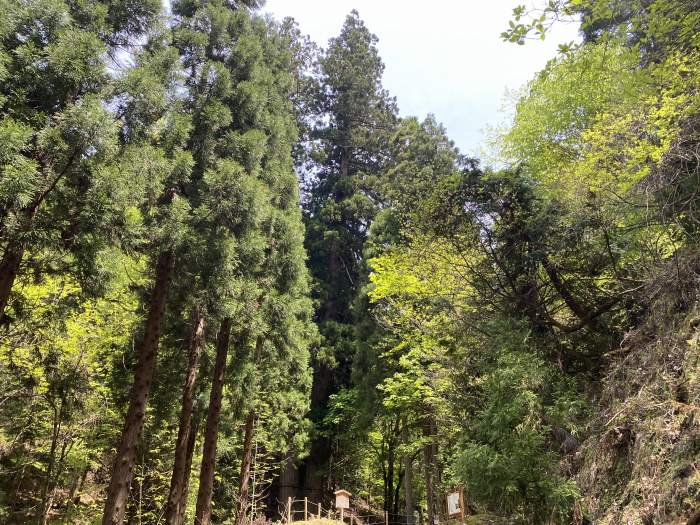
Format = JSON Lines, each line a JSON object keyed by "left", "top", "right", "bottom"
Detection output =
{"left": 234, "top": 336, "right": 263, "bottom": 525}
{"left": 165, "top": 310, "right": 206, "bottom": 525}
{"left": 0, "top": 242, "right": 24, "bottom": 321}
{"left": 38, "top": 400, "right": 63, "bottom": 525}
{"left": 194, "top": 317, "right": 232, "bottom": 525}
{"left": 422, "top": 415, "right": 435, "bottom": 525}
{"left": 541, "top": 256, "right": 590, "bottom": 322}
{"left": 402, "top": 419, "right": 413, "bottom": 525}
{"left": 176, "top": 415, "right": 199, "bottom": 525}
{"left": 234, "top": 409, "right": 256, "bottom": 525}
{"left": 386, "top": 436, "right": 395, "bottom": 521}
{"left": 70, "top": 467, "right": 89, "bottom": 503}
{"left": 101, "top": 251, "right": 175, "bottom": 525}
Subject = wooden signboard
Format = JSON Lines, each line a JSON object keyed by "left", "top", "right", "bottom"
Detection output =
{"left": 446, "top": 486, "right": 465, "bottom": 521}
{"left": 334, "top": 489, "right": 351, "bottom": 510}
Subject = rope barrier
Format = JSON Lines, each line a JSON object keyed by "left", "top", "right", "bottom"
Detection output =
{"left": 278, "top": 496, "right": 414, "bottom": 525}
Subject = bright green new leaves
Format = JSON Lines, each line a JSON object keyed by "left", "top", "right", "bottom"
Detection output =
{"left": 369, "top": 241, "right": 477, "bottom": 330}
{"left": 503, "top": 0, "right": 700, "bottom": 56}
{"left": 369, "top": 241, "right": 468, "bottom": 411}
{"left": 368, "top": 236, "right": 584, "bottom": 523}
{"left": 503, "top": 42, "right": 700, "bottom": 199}
{"left": 500, "top": 43, "right": 650, "bottom": 193}
{"left": 0, "top": 253, "right": 145, "bottom": 521}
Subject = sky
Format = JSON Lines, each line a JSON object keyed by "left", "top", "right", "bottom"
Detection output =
{"left": 262, "top": 0, "right": 580, "bottom": 157}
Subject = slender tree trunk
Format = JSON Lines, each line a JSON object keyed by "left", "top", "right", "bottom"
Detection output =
{"left": 101, "top": 251, "right": 175, "bottom": 525}
{"left": 234, "top": 336, "right": 263, "bottom": 525}
{"left": 39, "top": 401, "right": 62, "bottom": 525}
{"left": 432, "top": 424, "right": 441, "bottom": 524}
{"left": 0, "top": 154, "right": 79, "bottom": 322}
{"left": 402, "top": 419, "right": 413, "bottom": 525}
{"left": 387, "top": 417, "right": 402, "bottom": 522}
{"left": 541, "top": 256, "right": 589, "bottom": 322}
{"left": 40, "top": 491, "right": 56, "bottom": 525}
{"left": 422, "top": 416, "right": 435, "bottom": 525}
{"left": 393, "top": 467, "right": 403, "bottom": 519}
{"left": 234, "top": 409, "right": 256, "bottom": 525}
{"left": 66, "top": 466, "right": 89, "bottom": 517}
{"left": 194, "top": 317, "right": 232, "bottom": 525}
{"left": 0, "top": 242, "right": 24, "bottom": 321}
{"left": 70, "top": 467, "right": 89, "bottom": 503}
{"left": 176, "top": 415, "right": 199, "bottom": 525}
{"left": 165, "top": 310, "right": 206, "bottom": 524}
{"left": 386, "top": 440, "right": 395, "bottom": 521}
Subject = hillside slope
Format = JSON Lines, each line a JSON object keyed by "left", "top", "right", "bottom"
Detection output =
{"left": 576, "top": 252, "right": 700, "bottom": 524}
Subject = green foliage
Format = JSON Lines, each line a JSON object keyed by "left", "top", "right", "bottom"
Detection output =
{"left": 1, "top": 2, "right": 700, "bottom": 524}
{"left": 0, "top": 254, "right": 145, "bottom": 522}
{"left": 367, "top": 231, "right": 584, "bottom": 522}
{"left": 500, "top": 43, "right": 650, "bottom": 188}
{"left": 455, "top": 330, "right": 582, "bottom": 524}
{"left": 304, "top": 9, "right": 398, "bottom": 325}
{"left": 502, "top": 0, "right": 700, "bottom": 56}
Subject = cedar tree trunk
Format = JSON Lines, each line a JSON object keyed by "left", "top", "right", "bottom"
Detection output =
{"left": 101, "top": 251, "right": 175, "bottom": 525}
{"left": 194, "top": 317, "right": 232, "bottom": 525}
{"left": 0, "top": 243, "right": 24, "bottom": 321}
{"left": 234, "top": 409, "right": 256, "bottom": 525}
{"left": 165, "top": 310, "right": 206, "bottom": 524}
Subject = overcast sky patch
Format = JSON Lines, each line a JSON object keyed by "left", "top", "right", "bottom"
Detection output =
{"left": 263, "top": 0, "right": 580, "bottom": 157}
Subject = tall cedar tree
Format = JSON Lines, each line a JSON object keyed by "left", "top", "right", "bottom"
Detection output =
{"left": 162, "top": 2, "right": 313, "bottom": 523}
{"left": 101, "top": 85, "right": 194, "bottom": 525}
{"left": 0, "top": 2, "right": 191, "bottom": 524}
{"left": 233, "top": 201, "right": 315, "bottom": 524}
{"left": 101, "top": 27, "right": 195, "bottom": 525}
{"left": 299, "top": 10, "right": 397, "bottom": 501}
{"left": 161, "top": 1, "right": 293, "bottom": 523}
{"left": 166, "top": 2, "right": 267, "bottom": 524}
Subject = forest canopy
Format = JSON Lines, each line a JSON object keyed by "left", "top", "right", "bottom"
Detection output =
{"left": 1, "top": 1, "right": 700, "bottom": 524}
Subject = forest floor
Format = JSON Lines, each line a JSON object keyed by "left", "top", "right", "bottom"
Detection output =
{"left": 289, "top": 516, "right": 508, "bottom": 525}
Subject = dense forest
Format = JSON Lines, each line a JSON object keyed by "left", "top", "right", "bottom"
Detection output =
{"left": 1, "top": 0, "right": 700, "bottom": 524}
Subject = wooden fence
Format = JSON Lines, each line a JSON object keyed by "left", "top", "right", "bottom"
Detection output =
{"left": 281, "top": 497, "right": 411, "bottom": 525}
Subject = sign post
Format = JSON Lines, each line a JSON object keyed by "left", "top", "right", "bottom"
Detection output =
{"left": 335, "top": 489, "right": 351, "bottom": 524}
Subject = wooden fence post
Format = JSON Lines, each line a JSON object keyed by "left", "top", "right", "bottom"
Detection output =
{"left": 287, "top": 496, "right": 292, "bottom": 524}
{"left": 304, "top": 497, "right": 308, "bottom": 521}
{"left": 318, "top": 502, "right": 322, "bottom": 520}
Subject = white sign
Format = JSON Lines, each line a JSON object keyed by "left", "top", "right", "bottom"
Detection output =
{"left": 447, "top": 492, "right": 461, "bottom": 517}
